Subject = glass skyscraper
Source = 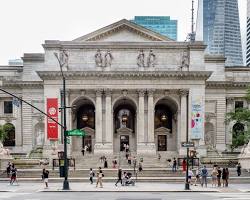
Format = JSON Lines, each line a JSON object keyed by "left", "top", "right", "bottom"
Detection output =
{"left": 131, "top": 16, "right": 177, "bottom": 41}
{"left": 247, "top": 0, "right": 250, "bottom": 66}
{"left": 196, "top": 0, "right": 243, "bottom": 66}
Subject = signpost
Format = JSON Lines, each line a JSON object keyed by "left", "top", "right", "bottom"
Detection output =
{"left": 66, "top": 129, "right": 86, "bottom": 137}
{"left": 181, "top": 142, "right": 195, "bottom": 148}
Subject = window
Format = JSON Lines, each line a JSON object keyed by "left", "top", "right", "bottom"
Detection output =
{"left": 235, "top": 101, "right": 244, "bottom": 110}
{"left": 4, "top": 101, "right": 13, "bottom": 114}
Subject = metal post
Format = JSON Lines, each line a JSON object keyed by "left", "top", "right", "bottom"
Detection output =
{"left": 62, "top": 77, "right": 69, "bottom": 190}
{"left": 185, "top": 91, "right": 190, "bottom": 190}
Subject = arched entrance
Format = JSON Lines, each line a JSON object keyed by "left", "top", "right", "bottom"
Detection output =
{"left": 113, "top": 98, "right": 136, "bottom": 153}
{"left": 154, "top": 97, "right": 178, "bottom": 152}
{"left": 71, "top": 97, "right": 95, "bottom": 154}
{"left": 3, "top": 123, "right": 15, "bottom": 147}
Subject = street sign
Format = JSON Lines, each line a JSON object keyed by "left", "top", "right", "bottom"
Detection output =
{"left": 181, "top": 142, "right": 195, "bottom": 148}
{"left": 66, "top": 129, "right": 86, "bottom": 136}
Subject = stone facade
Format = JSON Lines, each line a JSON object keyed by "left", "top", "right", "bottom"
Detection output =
{"left": 0, "top": 19, "right": 249, "bottom": 158}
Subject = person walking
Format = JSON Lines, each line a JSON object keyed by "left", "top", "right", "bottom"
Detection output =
{"left": 194, "top": 167, "right": 200, "bottom": 186}
{"left": 172, "top": 158, "right": 177, "bottom": 172}
{"left": 138, "top": 162, "right": 143, "bottom": 172}
{"left": 115, "top": 168, "right": 122, "bottom": 187}
{"left": 217, "top": 166, "right": 222, "bottom": 187}
{"left": 188, "top": 168, "right": 194, "bottom": 184}
{"left": 200, "top": 166, "right": 208, "bottom": 187}
{"left": 236, "top": 163, "right": 241, "bottom": 176}
{"left": 104, "top": 158, "right": 108, "bottom": 168}
{"left": 211, "top": 166, "right": 218, "bottom": 187}
{"left": 89, "top": 168, "right": 95, "bottom": 184}
{"left": 10, "top": 164, "right": 18, "bottom": 185}
{"left": 96, "top": 167, "right": 104, "bottom": 188}
{"left": 42, "top": 168, "right": 49, "bottom": 188}
{"left": 225, "top": 168, "right": 229, "bottom": 187}
{"left": 6, "top": 162, "right": 11, "bottom": 178}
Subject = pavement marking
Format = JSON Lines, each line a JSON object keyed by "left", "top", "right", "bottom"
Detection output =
{"left": 203, "top": 193, "right": 250, "bottom": 200}
{"left": 0, "top": 193, "right": 30, "bottom": 199}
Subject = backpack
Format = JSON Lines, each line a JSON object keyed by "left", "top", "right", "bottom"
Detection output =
{"left": 92, "top": 172, "right": 95, "bottom": 177}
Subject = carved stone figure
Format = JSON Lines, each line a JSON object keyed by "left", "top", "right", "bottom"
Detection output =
{"left": 104, "top": 50, "right": 113, "bottom": 67}
{"left": 137, "top": 49, "right": 145, "bottom": 67}
{"left": 180, "top": 50, "right": 189, "bottom": 71}
{"left": 0, "top": 142, "right": 10, "bottom": 157}
{"left": 94, "top": 49, "right": 103, "bottom": 67}
{"left": 60, "top": 49, "right": 69, "bottom": 69}
{"left": 147, "top": 49, "right": 156, "bottom": 67}
{"left": 36, "top": 127, "right": 44, "bottom": 146}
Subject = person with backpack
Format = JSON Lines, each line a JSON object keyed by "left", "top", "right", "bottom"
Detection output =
{"left": 6, "top": 162, "right": 11, "bottom": 178}
{"left": 10, "top": 164, "right": 18, "bottom": 185}
{"left": 89, "top": 168, "right": 95, "bottom": 184}
{"left": 42, "top": 168, "right": 49, "bottom": 188}
{"left": 200, "top": 165, "right": 208, "bottom": 187}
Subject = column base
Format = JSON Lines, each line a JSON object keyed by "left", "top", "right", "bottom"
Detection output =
{"left": 94, "top": 143, "right": 113, "bottom": 155}
{"left": 137, "top": 143, "right": 156, "bottom": 155}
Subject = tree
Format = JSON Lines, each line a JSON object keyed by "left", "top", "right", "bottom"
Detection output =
{"left": 0, "top": 125, "right": 7, "bottom": 142}
{"left": 226, "top": 87, "right": 250, "bottom": 150}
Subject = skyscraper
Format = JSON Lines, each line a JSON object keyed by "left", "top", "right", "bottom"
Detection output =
{"left": 196, "top": 0, "right": 243, "bottom": 66}
{"left": 131, "top": 16, "right": 177, "bottom": 41}
{"left": 247, "top": 0, "right": 250, "bottom": 66}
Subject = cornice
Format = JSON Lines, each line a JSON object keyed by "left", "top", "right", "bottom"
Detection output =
{"left": 2, "top": 81, "right": 44, "bottom": 89}
{"left": 206, "top": 81, "right": 250, "bottom": 89}
{"left": 42, "top": 41, "right": 206, "bottom": 50}
{"left": 22, "top": 53, "right": 44, "bottom": 62}
{"left": 37, "top": 71, "right": 212, "bottom": 81}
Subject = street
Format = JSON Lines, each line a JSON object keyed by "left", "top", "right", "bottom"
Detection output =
{"left": 0, "top": 182, "right": 250, "bottom": 200}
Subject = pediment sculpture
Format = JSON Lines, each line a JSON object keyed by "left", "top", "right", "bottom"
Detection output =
{"left": 137, "top": 49, "right": 145, "bottom": 67}
{"left": 94, "top": 49, "right": 114, "bottom": 67}
{"left": 147, "top": 49, "right": 156, "bottom": 67}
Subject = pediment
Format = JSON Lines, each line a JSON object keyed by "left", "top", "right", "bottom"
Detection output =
{"left": 155, "top": 127, "right": 171, "bottom": 133}
{"left": 73, "top": 19, "right": 172, "bottom": 42}
{"left": 117, "top": 127, "right": 133, "bottom": 133}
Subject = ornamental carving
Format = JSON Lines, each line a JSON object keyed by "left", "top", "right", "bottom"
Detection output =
{"left": 94, "top": 49, "right": 103, "bottom": 67}
{"left": 179, "top": 50, "right": 189, "bottom": 71}
{"left": 137, "top": 49, "right": 145, "bottom": 67}
{"left": 147, "top": 49, "right": 156, "bottom": 67}
{"left": 104, "top": 50, "right": 113, "bottom": 67}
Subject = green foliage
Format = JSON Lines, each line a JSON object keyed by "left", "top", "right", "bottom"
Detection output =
{"left": 226, "top": 86, "right": 250, "bottom": 150}
{"left": 0, "top": 125, "right": 7, "bottom": 142}
{"left": 0, "top": 123, "right": 15, "bottom": 142}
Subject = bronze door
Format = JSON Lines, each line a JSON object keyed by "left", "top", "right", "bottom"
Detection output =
{"left": 83, "top": 135, "right": 92, "bottom": 152}
{"left": 158, "top": 135, "right": 167, "bottom": 151}
{"left": 120, "top": 135, "right": 129, "bottom": 151}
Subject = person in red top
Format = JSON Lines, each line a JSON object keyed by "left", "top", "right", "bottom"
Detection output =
{"left": 182, "top": 159, "right": 187, "bottom": 172}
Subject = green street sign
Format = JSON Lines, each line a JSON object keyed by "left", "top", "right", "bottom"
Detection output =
{"left": 66, "top": 129, "right": 86, "bottom": 137}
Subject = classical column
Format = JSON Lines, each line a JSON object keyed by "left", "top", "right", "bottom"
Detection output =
{"left": 105, "top": 89, "right": 112, "bottom": 144}
{"left": 138, "top": 90, "right": 145, "bottom": 144}
{"left": 147, "top": 90, "right": 155, "bottom": 144}
{"left": 95, "top": 90, "right": 103, "bottom": 144}
{"left": 179, "top": 90, "right": 188, "bottom": 155}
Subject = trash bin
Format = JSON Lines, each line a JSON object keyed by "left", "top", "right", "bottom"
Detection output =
{"left": 59, "top": 159, "right": 65, "bottom": 177}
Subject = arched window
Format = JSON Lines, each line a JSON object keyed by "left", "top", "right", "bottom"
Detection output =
{"left": 3, "top": 123, "right": 15, "bottom": 146}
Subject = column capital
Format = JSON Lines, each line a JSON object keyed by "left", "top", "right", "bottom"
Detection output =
{"left": 138, "top": 89, "right": 146, "bottom": 97}
{"left": 147, "top": 89, "right": 155, "bottom": 97}
{"left": 96, "top": 89, "right": 103, "bottom": 97}
{"left": 179, "top": 89, "right": 189, "bottom": 97}
{"left": 104, "top": 89, "right": 112, "bottom": 97}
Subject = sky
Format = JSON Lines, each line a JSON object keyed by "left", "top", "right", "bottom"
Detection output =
{"left": 0, "top": 0, "right": 247, "bottom": 65}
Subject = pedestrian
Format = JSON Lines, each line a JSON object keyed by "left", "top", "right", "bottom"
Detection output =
{"left": 89, "top": 168, "right": 95, "bottom": 184}
{"left": 182, "top": 159, "right": 187, "bottom": 172}
{"left": 81, "top": 147, "right": 85, "bottom": 156}
{"left": 236, "top": 163, "right": 241, "bottom": 176}
{"left": 126, "top": 144, "right": 129, "bottom": 152}
{"left": 115, "top": 168, "right": 122, "bottom": 187}
{"left": 96, "top": 167, "right": 104, "bottom": 188}
{"left": 128, "top": 154, "right": 131, "bottom": 165}
{"left": 172, "top": 157, "right": 177, "bottom": 172}
{"left": 217, "top": 166, "right": 222, "bottom": 187}
{"left": 158, "top": 153, "right": 161, "bottom": 161}
{"left": 6, "top": 162, "right": 11, "bottom": 178}
{"left": 188, "top": 168, "right": 194, "bottom": 184}
{"left": 222, "top": 168, "right": 227, "bottom": 187}
{"left": 138, "top": 162, "right": 143, "bottom": 172}
{"left": 42, "top": 168, "right": 49, "bottom": 188}
{"left": 122, "top": 172, "right": 127, "bottom": 186}
{"left": 104, "top": 158, "right": 108, "bottom": 168}
{"left": 10, "top": 164, "right": 18, "bottom": 185}
{"left": 200, "top": 165, "right": 208, "bottom": 187}
{"left": 211, "top": 166, "right": 218, "bottom": 187}
{"left": 194, "top": 167, "right": 200, "bottom": 186}
{"left": 225, "top": 168, "right": 229, "bottom": 187}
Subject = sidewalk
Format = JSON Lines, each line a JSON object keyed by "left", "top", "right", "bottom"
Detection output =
{"left": 1, "top": 182, "right": 249, "bottom": 193}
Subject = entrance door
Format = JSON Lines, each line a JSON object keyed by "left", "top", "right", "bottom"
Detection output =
{"left": 158, "top": 135, "right": 167, "bottom": 151}
{"left": 83, "top": 135, "right": 92, "bottom": 152}
{"left": 120, "top": 135, "right": 129, "bottom": 151}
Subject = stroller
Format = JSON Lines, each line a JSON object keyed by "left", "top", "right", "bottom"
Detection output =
{"left": 123, "top": 172, "right": 135, "bottom": 186}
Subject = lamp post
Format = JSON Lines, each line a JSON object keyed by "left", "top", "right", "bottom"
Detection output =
{"left": 54, "top": 50, "right": 69, "bottom": 190}
{"left": 185, "top": 91, "right": 190, "bottom": 190}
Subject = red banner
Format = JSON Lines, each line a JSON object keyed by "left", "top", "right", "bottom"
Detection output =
{"left": 47, "top": 98, "right": 58, "bottom": 140}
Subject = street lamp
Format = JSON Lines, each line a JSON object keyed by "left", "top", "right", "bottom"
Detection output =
{"left": 54, "top": 50, "right": 69, "bottom": 190}
{"left": 185, "top": 91, "right": 190, "bottom": 190}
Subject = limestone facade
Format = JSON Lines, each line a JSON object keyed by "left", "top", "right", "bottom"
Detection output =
{"left": 0, "top": 19, "right": 249, "bottom": 157}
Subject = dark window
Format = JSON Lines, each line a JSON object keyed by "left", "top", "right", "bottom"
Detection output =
{"left": 235, "top": 101, "right": 244, "bottom": 110}
{"left": 158, "top": 135, "right": 167, "bottom": 151}
{"left": 4, "top": 101, "right": 13, "bottom": 114}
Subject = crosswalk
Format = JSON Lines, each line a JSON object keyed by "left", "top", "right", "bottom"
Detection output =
{"left": 204, "top": 193, "right": 250, "bottom": 200}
